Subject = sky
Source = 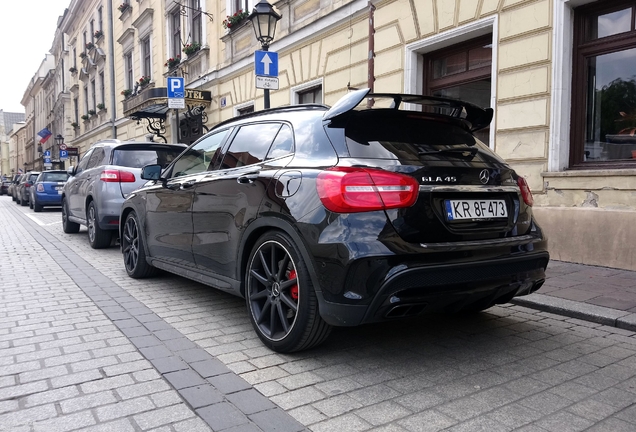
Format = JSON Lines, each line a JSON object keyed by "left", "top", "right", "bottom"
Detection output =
{"left": 0, "top": 0, "right": 70, "bottom": 113}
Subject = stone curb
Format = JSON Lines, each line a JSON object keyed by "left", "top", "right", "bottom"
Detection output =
{"left": 511, "top": 293, "right": 636, "bottom": 332}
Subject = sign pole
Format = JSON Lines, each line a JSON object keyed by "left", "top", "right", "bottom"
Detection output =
{"left": 263, "top": 45, "right": 270, "bottom": 110}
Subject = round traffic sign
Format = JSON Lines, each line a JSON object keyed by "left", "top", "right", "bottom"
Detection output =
{"left": 59, "top": 144, "right": 67, "bottom": 150}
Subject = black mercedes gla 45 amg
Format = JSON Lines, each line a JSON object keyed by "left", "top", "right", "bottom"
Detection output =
{"left": 120, "top": 89, "right": 549, "bottom": 352}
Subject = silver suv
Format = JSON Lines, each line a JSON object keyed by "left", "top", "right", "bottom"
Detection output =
{"left": 62, "top": 140, "right": 186, "bottom": 248}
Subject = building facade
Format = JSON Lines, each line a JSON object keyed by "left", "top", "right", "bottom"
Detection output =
{"left": 17, "top": 0, "right": 636, "bottom": 270}
{"left": 0, "top": 112, "right": 26, "bottom": 178}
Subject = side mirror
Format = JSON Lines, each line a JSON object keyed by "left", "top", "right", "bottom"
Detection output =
{"left": 141, "top": 164, "right": 162, "bottom": 181}
{"left": 67, "top": 166, "right": 76, "bottom": 176}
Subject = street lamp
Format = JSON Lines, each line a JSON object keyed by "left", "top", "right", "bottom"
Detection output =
{"left": 55, "top": 134, "right": 64, "bottom": 147}
{"left": 249, "top": 0, "right": 281, "bottom": 109}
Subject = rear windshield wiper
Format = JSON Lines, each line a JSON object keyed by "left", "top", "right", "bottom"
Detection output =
{"left": 417, "top": 147, "right": 479, "bottom": 158}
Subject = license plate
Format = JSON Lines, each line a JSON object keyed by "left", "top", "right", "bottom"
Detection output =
{"left": 445, "top": 199, "right": 507, "bottom": 221}
{"left": 55, "top": 186, "right": 63, "bottom": 190}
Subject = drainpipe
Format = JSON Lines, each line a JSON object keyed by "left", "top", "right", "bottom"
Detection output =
{"left": 367, "top": 1, "right": 376, "bottom": 108}
{"left": 107, "top": 0, "right": 117, "bottom": 138}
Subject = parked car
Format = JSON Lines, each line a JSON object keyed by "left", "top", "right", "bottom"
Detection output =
{"left": 62, "top": 140, "right": 187, "bottom": 249}
{"left": 9, "top": 174, "right": 22, "bottom": 201}
{"left": 0, "top": 179, "right": 11, "bottom": 195}
{"left": 120, "top": 89, "right": 549, "bottom": 353}
{"left": 29, "top": 170, "right": 70, "bottom": 212}
{"left": 16, "top": 171, "right": 40, "bottom": 206}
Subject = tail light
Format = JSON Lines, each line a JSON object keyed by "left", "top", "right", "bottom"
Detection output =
{"left": 316, "top": 167, "right": 419, "bottom": 213}
{"left": 100, "top": 170, "right": 136, "bottom": 183}
{"left": 517, "top": 176, "right": 534, "bottom": 207}
{"left": 36, "top": 184, "right": 44, "bottom": 192}
{"left": 25, "top": 182, "right": 31, "bottom": 188}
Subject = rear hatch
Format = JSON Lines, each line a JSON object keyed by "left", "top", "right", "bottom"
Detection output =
{"left": 342, "top": 110, "right": 531, "bottom": 244}
{"left": 109, "top": 144, "right": 186, "bottom": 197}
{"left": 39, "top": 172, "right": 69, "bottom": 195}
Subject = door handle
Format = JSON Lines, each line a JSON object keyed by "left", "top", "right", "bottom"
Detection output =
{"left": 237, "top": 173, "right": 259, "bottom": 184}
{"left": 180, "top": 180, "right": 196, "bottom": 189}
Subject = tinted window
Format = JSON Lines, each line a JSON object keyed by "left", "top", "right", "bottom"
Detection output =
{"left": 76, "top": 149, "right": 93, "bottom": 174}
{"left": 42, "top": 172, "right": 70, "bottom": 182}
{"left": 87, "top": 148, "right": 105, "bottom": 169}
{"left": 172, "top": 129, "right": 230, "bottom": 177}
{"left": 28, "top": 174, "right": 39, "bottom": 182}
{"left": 220, "top": 123, "right": 281, "bottom": 169}
{"left": 266, "top": 124, "right": 294, "bottom": 160}
{"left": 342, "top": 112, "right": 505, "bottom": 163}
{"left": 112, "top": 147, "right": 183, "bottom": 169}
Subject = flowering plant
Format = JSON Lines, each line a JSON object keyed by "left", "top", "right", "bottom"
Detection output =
{"left": 117, "top": 3, "right": 131, "bottom": 13}
{"left": 121, "top": 89, "right": 132, "bottom": 97}
{"left": 164, "top": 56, "right": 181, "bottom": 69}
{"left": 94, "top": 30, "right": 103, "bottom": 39}
{"left": 85, "top": 42, "right": 94, "bottom": 50}
{"left": 69, "top": 66, "right": 77, "bottom": 73}
{"left": 79, "top": 52, "right": 87, "bottom": 59}
{"left": 223, "top": 10, "right": 249, "bottom": 29}
{"left": 183, "top": 42, "right": 201, "bottom": 56}
{"left": 138, "top": 76, "right": 151, "bottom": 86}
{"left": 97, "top": 103, "right": 106, "bottom": 111}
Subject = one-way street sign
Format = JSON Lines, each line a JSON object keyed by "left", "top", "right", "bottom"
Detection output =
{"left": 255, "top": 51, "right": 278, "bottom": 77}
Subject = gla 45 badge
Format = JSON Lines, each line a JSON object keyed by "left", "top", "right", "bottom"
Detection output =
{"left": 422, "top": 176, "right": 457, "bottom": 183}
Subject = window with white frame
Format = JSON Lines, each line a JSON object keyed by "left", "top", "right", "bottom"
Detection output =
{"left": 99, "top": 71, "right": 105, "bottom": 105}
{"left": 190, "top": 0, "right": 202, "bottom": 44}
{"left": 124, "top": 51, "right": 133, "bottom": 90}
{"left": 298, "top": 86, "right": 322, "bottom": 104}
{"left": 171, "top": 9, "right": 182, "bottom": 58}
{"left": 90, "top": 79, "right": 96, "bottom": 110}
{"left": 98, "top": 7, "right": 103, "bottom": 32}
{"left": 141, "top": 37, "right": 151, "bottom": 77}
{"left": 83, "top": 85, "right": 89, "bottom": 116}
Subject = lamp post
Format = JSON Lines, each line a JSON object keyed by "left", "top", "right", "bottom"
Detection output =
{"left": 55, "top": 134, "right": 64, "bottom": 147}
{"left": 248, "top": 0, "right": 281, "bottom": 109}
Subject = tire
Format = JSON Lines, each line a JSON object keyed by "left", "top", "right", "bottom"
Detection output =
{"left": 87, "top": 201, "right": 112, "bottom": 249}
{"left": 33, "top": 201, "right": 43, "bottom": 212}
{"left": 62, "top": 198, "right": 80, "bottom": 233}
{"left": 245, "top": 231, "right": 332, "bottom": 353}
{"left": 29, "top": 199, "right": 33, "bottom": 209}
{"left": 122, "top": 211, "right": 157, "bottom": 278}
{"left": 11, "top": 194, "right": 15, "bottom": 201}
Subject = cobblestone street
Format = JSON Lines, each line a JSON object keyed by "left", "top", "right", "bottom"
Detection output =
{"left": 3, "top": 198, "right": 636, "bottom": 431}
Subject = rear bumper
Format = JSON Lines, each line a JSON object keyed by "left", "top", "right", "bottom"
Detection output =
{"left": 317, "top": 252, "right": 549, "bottom": 326}
{"left": 35, "top": 193, "right": 63, "bottom": 205}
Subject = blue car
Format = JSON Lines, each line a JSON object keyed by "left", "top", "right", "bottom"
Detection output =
{"left": 30, "top": 170, "right": 70, "bottom": 212}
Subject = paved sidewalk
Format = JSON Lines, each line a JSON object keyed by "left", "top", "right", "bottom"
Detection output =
{"left": 513, "top": 261, "right": 636, "bottom": 332}
{"left": 4, "top": 197, "right": 636, "bottom": 432}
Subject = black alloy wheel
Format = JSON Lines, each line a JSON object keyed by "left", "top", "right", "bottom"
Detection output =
{"left": 122, "top": 212, "right": 157, "bottom": 278}
{"left": 62, "top": 198, "right": 80, "bottom": 233}
{"left": 87, "top": 201, "right": 112, "bottom": 249}
{"left": 246, "top": 231, "right": 331, "bottom": 352}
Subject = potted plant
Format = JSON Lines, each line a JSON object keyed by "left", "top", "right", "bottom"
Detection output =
{"left": 88, "top": 109, "right": 97, "bottom": 117}
{"left": 223, "top": 10, "right": 250, "bottom": 30}
{"left": 138, "top": 75, "right": 151, "bottom": 87}
{"left": 81, "top": 114, "right": 90, "bottom": 121}
{"left": 183, "top": 42, "right": 201, "bottom": 56}
{"left": 121, "top": 89, "right": 132, "bottom": 98}
{"left": 70, "top": 122, "right": 79, "bottom": 129}
{"left": 94, "top": 30, "right": 103, "bottom": 39}
{"left": 117, "top": 3, "right": 131, "bottom": 13}
{"left": 69, "top": 66, "right": 77, "bottom": 73}
{"left": 85, "top": 42, "right": 95, "bottom": 50}
{"left": 164, "top": 56, "right": 181, "bottom": 70}
{"left": 79, "top": 52, "right": 87, "bottom": 59}
{"left": 97, "top": 103, "right": 106, "bottom": 111}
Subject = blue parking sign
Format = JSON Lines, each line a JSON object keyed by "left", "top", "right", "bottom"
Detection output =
{"left": 167, "top": 77, "right": 185, "bottom": 98}
{"left": 60, "top": 150, "right": 68, "bottom": 159}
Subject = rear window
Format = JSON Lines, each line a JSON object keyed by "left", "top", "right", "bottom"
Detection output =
{"left": 42, "top": 172, "right": 69, "bottom": 182}
{"left": 344, "top": 112, "right": 502, "bottom": 163}
{"left": 28, "top": 174, "right": 39, "bottom": 182}
{"left": 112, "top": 147, "right": 184, "bottom": 168}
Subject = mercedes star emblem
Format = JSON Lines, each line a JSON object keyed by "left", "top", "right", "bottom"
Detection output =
{"left": 479, "top": 169, "right": 490, "bottom": 184}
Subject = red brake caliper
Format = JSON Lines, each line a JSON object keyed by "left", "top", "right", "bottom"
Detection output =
{"left": 289, "top": 270, "right": 299, "bottom": 301}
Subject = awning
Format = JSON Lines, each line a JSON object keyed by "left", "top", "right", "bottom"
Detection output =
{"left": 123, "top": 87, "right": 213, "bottom": 119}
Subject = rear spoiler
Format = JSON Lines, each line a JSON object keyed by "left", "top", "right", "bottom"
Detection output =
{"left": 323, "top": 88, "right": 493, "bottom": 132}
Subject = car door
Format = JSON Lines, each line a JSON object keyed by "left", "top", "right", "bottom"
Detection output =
{"left": 77, "top": 147, "right": 107, "bottom": 218}
{"left": 191, "top": 122, "right": 289, "bottom": 279}
{"left": 143, "top": 132, "right": 229, "bottom": 266}
{"left": 66, "top": 148, "right": 94, "bottom": 218}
